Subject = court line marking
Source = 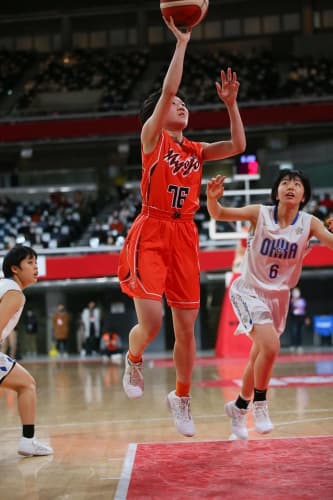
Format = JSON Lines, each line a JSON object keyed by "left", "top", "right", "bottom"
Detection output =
{"left": 114, "top": 442, "right": 137, "bottom": 500}
{"left": 114, "top": 434, "right": 333, "bottom": 448}
{"left": 250, "top": 416, "right": 333, "bottom": 431}
{"left": 0, "top": 412, "right": 332, "bottom": 433}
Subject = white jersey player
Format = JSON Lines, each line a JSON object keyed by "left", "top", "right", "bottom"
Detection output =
{"left": 0, "top": 245, "right": 53, "bottom": 457}
{"left": 206, "top": 169, "right": 333, "bottom": 440}
{"left": 231, "top": 204, "right": 312, "bottom": 337}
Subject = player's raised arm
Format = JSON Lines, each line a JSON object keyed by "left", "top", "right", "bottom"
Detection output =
{"left": 202, "top": 68, "right": 246, "bottom": 161}
{"left": 206, "top": 175, "right": 259, "bottom": 224}
{"left": 141, "top": 17, "right": 191, "bottom": 152}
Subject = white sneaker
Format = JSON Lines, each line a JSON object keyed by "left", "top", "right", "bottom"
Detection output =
{"left": 253, "top": 401, "right": 274, "bottom": 434}
{"left": 166, "top": 390, "right": 195, "bottom": 437}
{"left": 224, "top": 401, "right": 249, "bottom": 440}
{"left": 18, "top": 437, "right": 53, "bottom": 457}
{"left": 122, "top": 352, "right": 144, "bottom": 399}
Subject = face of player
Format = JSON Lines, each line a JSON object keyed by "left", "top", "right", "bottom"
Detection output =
{"left": 166, "top": 96, "right": 189, "bottom": 130}
{"left": 12, "top": 255, "right": 38, "bottom": 289}
{"left": 276, "top": 175, "right": 305, "bottom": 208}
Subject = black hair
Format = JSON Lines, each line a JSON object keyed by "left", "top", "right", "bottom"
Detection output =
{"left": 139, "top": 89, "right": 187, "bottom": 126}
{"left": 2, "top": 245, "right": 37, "bottom": 278}
{"left": 271, "top": 169, "right": 311, "bottom": 210}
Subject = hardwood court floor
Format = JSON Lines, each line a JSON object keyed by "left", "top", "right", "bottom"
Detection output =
{"left": 0, "top": 350, "right": 333, "bottom": 500}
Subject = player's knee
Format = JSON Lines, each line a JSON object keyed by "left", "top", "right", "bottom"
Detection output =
{"left": 174, "top": 329, "right": 195, "bottom": 345}
{"left": 136, "top": 315, "right": 162, "bottom": 342}
{"left": 16, "top": 376, "right": 36, "bottom": 397}
{"left": 24, "top": 374, "right": 37, "bottom": 393}
{"left": 145, "top": 318, "right": 162, "bottom": 340}
{"left": 263, "top": 339, "right": 280, "bottom": 359}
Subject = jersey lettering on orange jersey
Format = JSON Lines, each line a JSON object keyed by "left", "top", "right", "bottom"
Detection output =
{"left": 164, "top": 148, "right": 200, "bottom": 176}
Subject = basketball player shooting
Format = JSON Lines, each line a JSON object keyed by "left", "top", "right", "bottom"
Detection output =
{"left": 118, "top": 16, "right": 246, "bottom": 437}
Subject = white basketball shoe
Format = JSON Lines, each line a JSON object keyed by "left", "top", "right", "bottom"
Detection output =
{"left": 167, "top": 390, "right": 195, "bottom": 437}
{"left": 253, "top": 401, "right": 274, "bottom": 434}
{"left": 122, "top": 352, "right": 144, "bottom": 399}
{"left": 224, "top": 401, "right": 249, "bottom": 440}
{"left": 18, "top": 437, "right": 53, "bottom": 457}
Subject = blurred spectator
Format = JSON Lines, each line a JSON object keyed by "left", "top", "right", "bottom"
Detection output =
{"left": 52, "top": 304, "right": 70, "bottom": 357}
{"left": 289, "top": 287, "right": 310, "bottom": 354}
{"left": 24, "top": 310, "right": 38, "bottom": 357}
{"left": 100, "top": 301, "right": 125, "bottom": 363}
{"left": 319, "top": 193, "right": 333, "bottom": 214}
{"left": 80, "top": 301, "right": 101, "bottom": 356}
{"left": 100, "top": 332, "right": 123, "bottom": 365}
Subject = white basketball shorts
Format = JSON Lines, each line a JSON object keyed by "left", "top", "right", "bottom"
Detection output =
{"left": 230, "top": 277, "right": 290, "bottom": 336}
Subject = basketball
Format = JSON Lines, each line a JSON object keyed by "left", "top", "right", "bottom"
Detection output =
{"left": 160, "top": 0, "right": 209, "bottom": 29}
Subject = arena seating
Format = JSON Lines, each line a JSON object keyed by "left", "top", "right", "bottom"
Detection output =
{"left": 1, "top": 47, "right": 332, "bottom": 117}
{"left": 0, "top": 191, "right": 96, "bottom": 250}
{"left": 1, "top": 183, "right": 331, "bottom": 251}
{"left": 6, "top": 48, "right": 149, "bottom": 115}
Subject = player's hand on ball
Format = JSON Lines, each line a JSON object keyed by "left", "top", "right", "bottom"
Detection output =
{"left": 206, "top": 175, "right": 226, "bottom": 200}
{"left": 163, "top": 16, "right": 192, "bottom": 41}
{"left": 216, "top": 67, "right": 240, "bottom": 107}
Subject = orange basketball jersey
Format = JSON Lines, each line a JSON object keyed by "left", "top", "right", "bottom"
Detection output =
{"left": 141, "top": 130, "right": 204, "bottom": 215}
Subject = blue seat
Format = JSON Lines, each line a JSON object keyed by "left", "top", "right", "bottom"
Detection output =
{"left": 313, "top": 315, "right": 333, "bottom": 345}
{"left": 313, "top": 315, "right": 333, "bottom": 336}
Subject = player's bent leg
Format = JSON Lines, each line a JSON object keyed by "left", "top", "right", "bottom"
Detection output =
{"left": 251, "top": 324, "right": 280, "bottom": 392}
{"left": 171, "top": 308, "right": 198, "bottom": 385}
{"left": 2, "top": 362, "right": 37, "bottom": 424}
{"left": 131, "top": 298, "right": 163, "bottom": 354}
{"left": 239, "top": 342, "right": 259, "bottom": 400}
{"left": 167, "top": 308, "right": 198, "bottom": 436}
{"left": 2, "top": 363, "right": 53, "bottom": 456}
{"left": 123, "top": 298, "right": 163, "bottom": 399}
{"left": 250, "top": 324, "right": 279, "bottom": 435}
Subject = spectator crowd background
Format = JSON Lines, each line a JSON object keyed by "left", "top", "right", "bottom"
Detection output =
{"left": 0, "top": 47, "right": 332, "bottom": 116}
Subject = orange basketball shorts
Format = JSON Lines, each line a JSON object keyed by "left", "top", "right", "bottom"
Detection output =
{"left": 118, "top": 213, "right": 200, "bottom": 309}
